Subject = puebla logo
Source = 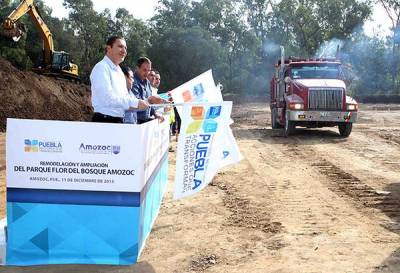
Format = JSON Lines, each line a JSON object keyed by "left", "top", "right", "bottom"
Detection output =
{"left": 186, "top": 105, "right": 222, "bottom": 134}
{"left": 24, "top": 139, "right": 62, "bottom": 153}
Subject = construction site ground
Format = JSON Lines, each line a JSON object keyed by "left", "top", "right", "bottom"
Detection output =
{"left": 0, "top": 102, "right": 399, "bottom": 273}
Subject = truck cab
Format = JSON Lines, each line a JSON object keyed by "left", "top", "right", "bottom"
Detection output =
{"left": 270, "top": 55, "right": 358, "bottom": 137}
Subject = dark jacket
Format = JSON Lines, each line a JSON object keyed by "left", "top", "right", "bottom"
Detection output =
{"left": 132, "top": 72, "right": 155, "bottom": 123}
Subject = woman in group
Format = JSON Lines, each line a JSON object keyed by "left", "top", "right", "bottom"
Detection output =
{"left": 121, "top": 66, "right": 137, "bottom": 124}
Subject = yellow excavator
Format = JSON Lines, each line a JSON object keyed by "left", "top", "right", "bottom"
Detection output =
{"left": 1, "top": 0, "right": 79, "bottom": 80}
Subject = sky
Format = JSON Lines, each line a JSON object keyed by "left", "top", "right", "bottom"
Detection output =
{"left": 43, "top": 0, "right": 159, "bottom": 21}
{"left": 43, "top": 0, "right": 393, "bottom": 37}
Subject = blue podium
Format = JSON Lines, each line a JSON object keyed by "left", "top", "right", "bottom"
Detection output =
{"left": 5, "top": 119, "right": 169, "bottom": 265}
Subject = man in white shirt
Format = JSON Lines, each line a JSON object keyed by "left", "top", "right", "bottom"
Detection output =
{"left": 153, "top": 71, "right": 161, "bottom": 90}
{"left": 147, "top": 70, "right": 156, "bottom": 95}
{"left": 90, "top": 36, "right": 148, "bottom": 123}
{"left": 150, "top": 70, "right": 161, "bottom": 96}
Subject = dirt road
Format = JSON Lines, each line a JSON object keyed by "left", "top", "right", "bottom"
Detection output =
{"left": 0, "top": 103, "right": 399, "bottom": 272}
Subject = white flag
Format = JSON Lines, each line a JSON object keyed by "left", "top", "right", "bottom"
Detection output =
{"left": 210, "top": 124, "right": 243, "bottom": 172}
{"left": 172, "top": 71, "right": 242, "bottom": 199}
{"left": 173, "top": 102, "right": 233, "bottom": 199}
{"left": 170, "top": 70, "right": 223, "bottom": 116}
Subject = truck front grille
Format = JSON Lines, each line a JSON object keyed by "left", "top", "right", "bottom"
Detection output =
{"left": 308, "top": 88, "right": 344, "bottom": 110}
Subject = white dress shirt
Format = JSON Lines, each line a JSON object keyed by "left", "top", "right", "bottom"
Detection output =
{"left": 90, "top": 56, "right": 139, "bottom": 118}
{"left": 151, "top": 86, "right": 158, "bottom": 96}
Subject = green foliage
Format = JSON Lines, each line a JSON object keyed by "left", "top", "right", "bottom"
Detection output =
{"left": 152, "top": 0, "right": 192, "bottom": 31}
{"left": 148, "top": 26, "right": 223, "bottom": 91}
{"left": 183, "top": 0, "right": 262, "bottom": 92}
{"left": 242, "top": 0, "right": 273, "bottom": 40}
{"left": 0, "top": 0, "right": 398, "bottom": 97}
{"left": 0, "top": 0, "right": 31, "bottom": 68}
{"left": 114, "top": 8, "right": 151, "bottom": 68}
{"left": 347, "top": 35, "right": 390, "bottom": 94}
{"left": 62, "top": 0, "right": 109, "bottom": 80}
{"left": 0, "top": 46, "right": 32, "bottom": 68}
{"left": 272, "top": 0, "right": 372, "bottom": 56}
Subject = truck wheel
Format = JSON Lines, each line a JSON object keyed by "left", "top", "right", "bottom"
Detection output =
{"left": 271, "top": 109, "right": 282, "bottom": 129}
{"left": 338, "top": 123, "right": 352, "bottom": 137}
{"left": 284, "top": 111, "right": 295, "bottom": 137}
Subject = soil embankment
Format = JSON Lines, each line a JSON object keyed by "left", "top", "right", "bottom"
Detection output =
{"left": 0, "top": 58, "right": 92, "bottom": 131}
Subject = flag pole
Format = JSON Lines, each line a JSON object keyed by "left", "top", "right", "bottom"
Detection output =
{"left": 150, "top": 103, "right": 184, "bottom": 108}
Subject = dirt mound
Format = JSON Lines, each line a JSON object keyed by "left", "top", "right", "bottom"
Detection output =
{"left": 0, "top": 58, "right": 93, "bottom": 131}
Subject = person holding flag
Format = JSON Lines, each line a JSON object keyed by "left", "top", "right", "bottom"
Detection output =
{"left": 132, "top": 57, "right": 167, "bottom": 124}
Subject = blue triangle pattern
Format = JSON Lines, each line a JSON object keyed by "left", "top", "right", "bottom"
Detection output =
{"left": 30, "top": 228, "right": 49, "bottom": 254}
{"left": 83, "top": 254, "right": 97, "bottom": 264}
{"left": 119, "top": 244, "right": 138, "bottom": 264}
{"left": 11, "top": 203, "right": 28, "bottom": 222}
{"left": 48, "top": 228, "right": 64, "bottom": 250}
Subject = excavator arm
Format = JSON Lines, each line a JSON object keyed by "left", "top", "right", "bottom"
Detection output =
{"left": 1, "top": 0, "right": 79, "bottom": 80}
{"left": 1, "top": 0, "right": 54, "bottom": 65}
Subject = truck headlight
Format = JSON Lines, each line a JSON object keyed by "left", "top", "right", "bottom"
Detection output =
{"left": 347, "top": 104, "right": 358, "bottom": 111}
{"left": 289, "top": 103, "right": 304, "bottom": 110}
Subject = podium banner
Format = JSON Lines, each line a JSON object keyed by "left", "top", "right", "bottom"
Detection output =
{"left": 5, "top": 118, "right": 169, "bottom": 265}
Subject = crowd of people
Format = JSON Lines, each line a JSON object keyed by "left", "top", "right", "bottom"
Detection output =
{"left": 90, "top": 35, "right": 180, "bottom": 141}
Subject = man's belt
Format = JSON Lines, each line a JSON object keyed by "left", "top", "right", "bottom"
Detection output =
{"left": 93, "top": 112, "right": 123, "bottom": 123}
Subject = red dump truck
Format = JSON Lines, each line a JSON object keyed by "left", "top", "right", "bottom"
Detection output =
{"left": 270, "top": 47, "right": 358, "bottom": 137}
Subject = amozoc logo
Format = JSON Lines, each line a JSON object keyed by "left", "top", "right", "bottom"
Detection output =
{"left": 79, "top": 143, "right": 121, "bottom": 155}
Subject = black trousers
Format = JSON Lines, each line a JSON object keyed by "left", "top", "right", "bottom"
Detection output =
{"left": 172, "top": 107, "right": 181, "bottom": 134}
{"left": 137, "top": 118, "right": 156, "bottom": 124}
{"left": 92, "top": 112, "right": 123, "bottom": 123}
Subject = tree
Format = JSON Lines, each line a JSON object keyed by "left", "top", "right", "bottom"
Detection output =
{"left": 190, "top": 0, "right": 261, "bottom": 92}
{"left": 0, "top": 0, "right": 52, "bottom": 69}
{"left": 114, "top": 8, "right": 151, "bottom": 69}
{"left": 346, "top": 33, "right": 393, "bottom": 95}
{"left": 148, "top": 27, "right": 224, "bottom": 91}
{"left": 151, "top": 0, "right": 192, "bottom": 31}
{"left": 23, "top": 1, "right": 65, "bottom": 67}
{"left": 0, "top": 0, "right": 395, "bottom": 98}
{"left": 242, "top": 0, "right": 275, "bottom": 40}
{"left": 63, "top": 0, "right": 109, "bottom": 80}
{"left": 378, "top": 0, "right": 400, "bottom": 31}
{"left": 378, "top": 0, "right": 400, "bottom": 89}
{"left": 272, "top": 0, "right": 372, "bottom": 55}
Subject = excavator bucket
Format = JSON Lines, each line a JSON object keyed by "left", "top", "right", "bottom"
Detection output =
{"left": 0, "top": 22, "right": 25, "bottom": 42}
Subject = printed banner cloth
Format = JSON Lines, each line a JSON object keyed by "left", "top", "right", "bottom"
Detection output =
{"left": 174, "top": 102, "right": 240, "bottom": 199}
{"left": 171, "top": 70, "right": 242, "bottom": 199}
{"left": 170, "top": 70, "right": 223, "bottom": 115}
{"left": 5, "top": 119, "right": 169, "bottom": 266}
